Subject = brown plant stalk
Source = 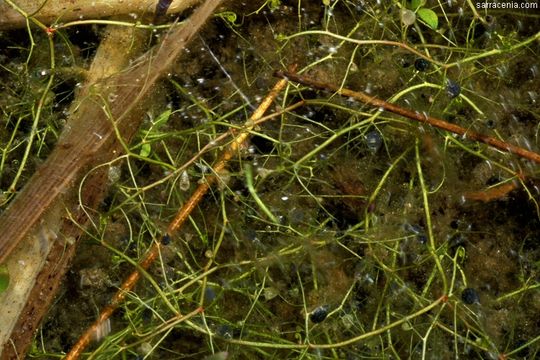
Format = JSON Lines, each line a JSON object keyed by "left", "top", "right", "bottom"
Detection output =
{"left": 0, "top": 0, "right": 201, "bottom": 30}
{"left": 64, "top": 73, "right": 291, "bottom": 359}
{"left": 274, "top": 70, "right": 540, "bottom": 165}
{"left": 0, "top": 0, "right": 222, "bottom": 358}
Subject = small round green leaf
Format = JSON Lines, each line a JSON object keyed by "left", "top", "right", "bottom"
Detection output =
{"left": 417, "top": 8, "right": 438, "bottom": 30}
{"left": 139, "top": 143, "right": 151, "bottom": 157}
{"left": 0, "top": 265, "right": 9, "bottom": 293}
{"left": 409, "top": 0, "right": 424, "bottom": 10}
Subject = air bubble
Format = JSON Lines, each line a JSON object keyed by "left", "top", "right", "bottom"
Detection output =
{"left": 401, "top": 9, "right": 416, "bottom": 26}
{"left": 364, "top": 82, "right": 373, "bottom": 94}
{"left": 161, "top": 234, "right": 171, "bottom": 245}
{"left": 108, "top": 165, "right": 121, "bottom": 184}
{"left": 365, "top": 130, "right": 382, "bottom": 153}
{"left": 414, "top": 58, "right": 429, "bottom": 72}
{"left": 527, "top": 91, "right": 537, "bottom": 104}
{"left": 310, "top": 305, "right": 329, "bottom": 323}
{"left": 179, "top": 170, "right": 190, "bottom": 191}
{"left": 461, "top": 288, "right": 480, "bottom": 304}
{"left": 446, "top": 79, "right": 461, "bottom": 99}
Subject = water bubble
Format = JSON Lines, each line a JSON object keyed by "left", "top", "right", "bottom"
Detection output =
{"left": 461, "top": 288, "right": 480, "bottom": 304}
{"left": 496, "top": 64, "right": 508, "bottom": 78}
{"left": 364, "top": 82, "right": 373, "bottom": 94}
{"left": 204, "top": 287, "right": 217, "bottom": 303}
{"left": 196, "top": 163, "right": 209, "bottom": 174}
{"left": 179, "top": 170, "right": 190, "bottom": 191}
{"left": 161, "top": 233, "right": 171, "bottom": 245}
{"left": 401, "top": 9, "right": 416, "bottom": 26}
{"left": 244, "top": 228, "right": 258, "bottom": 242}
{"left": 107, "top": 165, "right": 121, "bottom": 184}
{"left": 404, "top": 223, "right": 427, "bottom": 244}
{"left": 527, "top": 91, "right": 537, "bottom": 104}
{"left": 310, "top": 305, "right": 329, "bottom": 323}
{"left": 216, "top": 324, "right": 234, "bottom": 339}
{"left": 529, "top": 64, "right": 538, "bottom": 78}
{"left": 365, "top": 130, "right": 382, "bottom": 153}
{"left": 446, "top": 79, "right": 461, "bottom": 99}
{"left": 414, "top": 58, "right": 429, "bottom": 72}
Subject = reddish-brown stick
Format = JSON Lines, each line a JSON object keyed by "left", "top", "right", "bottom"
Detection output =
{"left": 64, "top": 70, "right": 291, "bottom": 360}
{"left": 274, "top": 70, "right": 540, "bottom": 164}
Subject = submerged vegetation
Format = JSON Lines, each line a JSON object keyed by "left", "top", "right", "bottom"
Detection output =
{"left": 1, "top": 0, "right": 539, "bottom": 359}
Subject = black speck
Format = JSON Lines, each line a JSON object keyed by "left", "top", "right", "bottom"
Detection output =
{"left": 446, "top": 79, "right": 461, "bottom": 99}
{"left": 414, "top": 58, "right": 429, "bottom": 72}
{"left": 310, "top": 305, "right": 329, "bottom": 323}
{"left": 161, "top": 233, "right": 171, "bottom": 245}
{"left": 461, "top": 288, "right": 480, "bottom": 304}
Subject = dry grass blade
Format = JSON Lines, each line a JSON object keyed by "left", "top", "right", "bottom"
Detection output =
{"left": 0, "top": 0, "right": 222, "bottom": 357}
{"left": 0, "top": 21, "right": 149, "bottom": 360}
{"left": 0, "top": 0, "right": 223, "bottom": 267}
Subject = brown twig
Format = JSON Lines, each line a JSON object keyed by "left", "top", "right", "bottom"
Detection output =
{"left": 0, "top": 0, "right": 201, "bottom": 30}
{"left": 464, "top": 172, "right": 525, "bottom": 202}
{"left": 0, "top": 16, "right": 153, "bottom": 359}
{"left": 274, "top": 70, "right": 540, "bottom": 165}
{"left": 64, "top": 71, "right": 291, "bottom": 359}
{"left": 464, "top": 181, "right": 519, "bottom": 202}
